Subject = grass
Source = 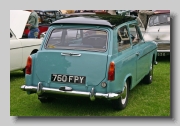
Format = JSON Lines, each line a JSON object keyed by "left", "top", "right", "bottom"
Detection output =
{"left": 10, "top": 56, "right": 170, "bottom": 116}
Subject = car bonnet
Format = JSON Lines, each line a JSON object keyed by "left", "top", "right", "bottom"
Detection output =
{"left": 10, "top": 10, "right": 31, "bottom": 39}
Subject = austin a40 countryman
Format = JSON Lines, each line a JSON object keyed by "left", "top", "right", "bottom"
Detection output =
{"left": 21, "top": 14, "right": 158, "bottom": 110}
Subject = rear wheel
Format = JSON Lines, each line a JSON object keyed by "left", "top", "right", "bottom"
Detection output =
{"left": 38, "top": 96, "right": 54, "bottom": 103}
{"left": 111, "top": 80, "right": 129, "bottom": 110}
{"left": 143, "top": 62, "right": 153, "bottom": 84}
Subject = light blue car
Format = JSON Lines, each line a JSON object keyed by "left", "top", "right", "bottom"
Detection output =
{"left": 21, "top": 14, "right": 158, "bottom": 110}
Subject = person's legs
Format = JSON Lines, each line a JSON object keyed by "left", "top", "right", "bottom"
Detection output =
{"left": 28, "top": 28, "right": 39, "bottom": 38}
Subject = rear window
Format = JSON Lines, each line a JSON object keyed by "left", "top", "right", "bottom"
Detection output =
{"left": 149, "top": 13, "right": 170, "bottom": 26}
{"left": 46, "top": 29, "right": 108, "bottom": 52}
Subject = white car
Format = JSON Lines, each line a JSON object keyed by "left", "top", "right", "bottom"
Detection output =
{"left": 10, "top": 10, "right": 42, "bottom": 72}
{"left": 143, "top": 10, "right": 170, "bottom": 56}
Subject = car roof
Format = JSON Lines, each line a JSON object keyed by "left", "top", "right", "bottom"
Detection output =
{"left": 65, "top": 12, "right": 111, "bottom": 16}
{"left": 51, "top": 14, "right": 136, "bottom": 28}
{"left": 154, "top": 10, "right": 170, "bottom": 14}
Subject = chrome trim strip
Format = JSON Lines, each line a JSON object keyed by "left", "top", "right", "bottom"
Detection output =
{"left": 10, "top": 44, "right": 41, "bottom": 50}
{"left": 21, "top": 84, "right": 122, "bottom": 100}
{"left": 157, "top": 50, "right": 170, "bottom": 52}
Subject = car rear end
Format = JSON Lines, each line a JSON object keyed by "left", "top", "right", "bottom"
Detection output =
{"left": 143, "top": 11, "right": 170, "bottom": 56}
{"left": 21, "top": 24, "right": 122, "bottom": 101}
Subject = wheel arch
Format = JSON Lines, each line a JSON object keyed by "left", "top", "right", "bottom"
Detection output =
{"left": 123, "top": 74, "right": 132, "bottom": 90}
{"left": 30, "top": 49, "right": 38, "bottom": 55}
{"left": 22, "top": 49, "right": 38, "bottom": 73}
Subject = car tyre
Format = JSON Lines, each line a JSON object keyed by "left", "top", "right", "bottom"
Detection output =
{"left": 143, "top": 62, "right": 153, "bottom": 84}
{"left": 38, "top": 96, "right": 54, "bottom": 103}
{"left": 111, "top": 80, "right": 129, "bottom": 110}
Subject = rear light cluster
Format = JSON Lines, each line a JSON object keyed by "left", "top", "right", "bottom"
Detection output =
{"left": 108, "top": 61, "right": 115, "bottom": 81}
{"left": 26, "top": 56, "right": 32, "bottom": 74}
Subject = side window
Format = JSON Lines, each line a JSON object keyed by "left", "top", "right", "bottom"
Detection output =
{"left": 117, "top": 25, "right": 131, "bottom": 52}
{"left": 129, "top": 24, "right": 142, "bottom": 45}
{"left": 149, "top": 15, "right": 158, "bottom": 26}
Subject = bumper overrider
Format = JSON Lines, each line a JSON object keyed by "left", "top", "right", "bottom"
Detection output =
{"left": 21, "top": 82, "right": 123, "bottom": 101}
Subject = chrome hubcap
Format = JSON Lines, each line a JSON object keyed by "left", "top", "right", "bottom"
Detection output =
{"left": 150, "top": 63, "right": 153, "bottom": 80}
{"left": 121, "top": 82, "right": 127, "bottom": 104}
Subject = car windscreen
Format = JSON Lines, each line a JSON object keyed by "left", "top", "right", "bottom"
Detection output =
{"left": 149, "top": 13, "right": 170, "bottom": 26}
{"left": 45, "top": 29, "right": 108, "bottom": 52}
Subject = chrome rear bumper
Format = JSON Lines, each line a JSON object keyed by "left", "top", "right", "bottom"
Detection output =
{"left": 21, "top": 82, "right": 123, "bottom": 101}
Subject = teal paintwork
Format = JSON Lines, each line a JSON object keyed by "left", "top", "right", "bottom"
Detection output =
{"left": 23, "top": 16, "right": 157, "bottom": 100}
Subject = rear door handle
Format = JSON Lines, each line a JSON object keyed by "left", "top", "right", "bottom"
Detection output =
{"left": 61, "top": 52, "right": 81, "bottom": 57}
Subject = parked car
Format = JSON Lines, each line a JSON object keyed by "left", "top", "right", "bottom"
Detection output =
{"left": 21, "top": 14, "right": 158, "bottom": 110}
{"left": 10, "top": 10, "right": 42, "bottom": 73}
{"left": 143, "top": 10, "right": 170, "bottom": 56}
{"left": 23, "top": 10, "right": 65, "bottom": 38}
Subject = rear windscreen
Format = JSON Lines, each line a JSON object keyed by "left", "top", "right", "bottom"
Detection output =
{"left": 46, "top": 29, "right": 108, "bottom": 52}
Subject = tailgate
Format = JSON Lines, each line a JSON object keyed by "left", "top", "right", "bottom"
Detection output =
{"left": 34, "top": 51, "right": 108, "bottom": 87}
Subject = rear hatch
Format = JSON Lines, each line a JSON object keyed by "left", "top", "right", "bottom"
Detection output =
{"left": 34, "top": 28, "right": 109, "bottom": 88}
{"left": 144, "top": 13, "right": 170, "bottom": 48}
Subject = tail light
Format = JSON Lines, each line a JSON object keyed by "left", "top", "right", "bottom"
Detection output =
{"left": 26, "top": 56, "right": 32, "bottom": 74}
{"left": 108, "top": 61, "right": 115, "bottom": 81}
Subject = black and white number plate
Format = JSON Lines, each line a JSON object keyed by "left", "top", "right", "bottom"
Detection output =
{"left": 51, "top": 74, "right": 86, "bottom": 84}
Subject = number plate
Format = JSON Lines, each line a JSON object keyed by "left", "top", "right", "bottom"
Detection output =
{"left": 51, "top": 74, "right": 86, "bottom": 84}
{"left": 158, "top": 52, "right": 166, "bottom": 56}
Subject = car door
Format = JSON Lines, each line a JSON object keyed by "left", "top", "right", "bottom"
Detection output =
{"left": 116, "top": 24, "right": 137, "bottom": 88}
{"left": 10, "top": 30, "right": 22, "bottom": 71}
{"left": 128, "top": 23, "right": 150, "bottom": 82}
